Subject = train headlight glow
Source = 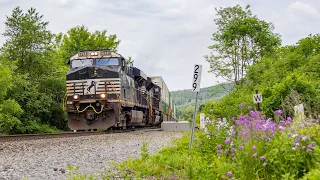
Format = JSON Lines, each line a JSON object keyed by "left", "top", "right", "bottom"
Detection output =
{"left": 100, "top": 93, "right": 106, "bottom": 98}
{"left": 73, "top": 94, "right": 79, "bottom": 100}
{"left": 90, "top": 52, "right": 98, "bottom": 56}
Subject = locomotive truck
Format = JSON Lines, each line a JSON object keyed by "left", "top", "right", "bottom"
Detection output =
{"left": 64, "top": 49, "right": 177, "bottom": 130}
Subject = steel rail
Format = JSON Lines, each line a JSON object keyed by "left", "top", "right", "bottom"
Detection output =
{"left": 0, "top": 126, "right": 162, "bottom": 142}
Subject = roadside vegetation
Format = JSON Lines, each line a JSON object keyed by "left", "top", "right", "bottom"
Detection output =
{"left": 66, "top": 107, "right": 320, "bottom": 179}
{"left": 111, "top": 108, "right": 320, "bottom": 179}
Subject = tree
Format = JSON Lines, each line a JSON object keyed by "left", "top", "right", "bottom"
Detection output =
{"left": 57, "top": 25, "right": 121, "bottom": 62}
{"left": 0, "top": 64, "right": 23, "bottom": 135}
{"left": 1, "top": 7, "right": 54, "bottom": 78}
{"left": 204, "top": 4, "right": 281, "bottom": 85}
{"left": 0, "top": 6, "right": 65, "bottom": 134}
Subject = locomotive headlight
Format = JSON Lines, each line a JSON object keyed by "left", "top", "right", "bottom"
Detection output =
{"left": 90, "top": 52, "right": 98, "bottom": 56}
{"left": 73, "top": 94, "right": 79, "bottom": 100}
{"left": 100, "top": 93, "right": 106, "bottom": 98}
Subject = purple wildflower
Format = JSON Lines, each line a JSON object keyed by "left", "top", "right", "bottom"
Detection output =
{"left": 275, "top": 109, "right": 282, "bottom": 116}
{"left": 217, "top": 150, "right": 222, "bottom": 154}
{"left": 227, "top": 171, "right": 232, "bottom": 177}
{"left": 252, "top": 146, "right": 256, "bottom": 151}
{"left": 217, "top": 144, "right": 222, "bottom": 149}
{"left": 286, "top": 117, "right": 293, "bottom": 124}
{"left": 225, "top": 138, "right": 231, "bottom": 144}
{"left": 239, "top": 104, "right": 244, "bottom": 109}
{"left": 278, "top": 125, "right": 286, "bottom": 131}
{"left": 260, "top": 156, "right": 265, "bottom": 161}
{"left": 225, "top": 149, "right": 229, "bottom": 154}
{"left": 302, "top": 146, "right": 306, "bottom": 149}
{"left": 231, "top": 148, "right": 236, "bottom": 153}
{"left": 231, "top": 125, "right": 236, "bottom": 129}
{"left": 248, "top": 106, "right": 252, "bottom": 110}
{"left": 231, "top": 153, "right": 235, "bottom": 157}
{"left": 239, "top": 145, "right": 244, "bottom": 150}
{"left": 252, "top": 153, "right": 257, "bottom": 157}
{"left": 232, "top": 117, "right": 235, "bottom": 121}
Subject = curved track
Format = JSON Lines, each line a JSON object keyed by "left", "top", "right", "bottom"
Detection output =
{"left": 0, "top": 126, "right": 162, "bottom": 142}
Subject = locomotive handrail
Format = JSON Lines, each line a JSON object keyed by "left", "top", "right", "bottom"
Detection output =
{"left": 62, "top": 84, "right": 73, "bottom": 111}
{"left": 76, "top": 104, "right": 104, "bottom": 114}
{"left": 108, "top": 81, "right": 122, "bottom": 120}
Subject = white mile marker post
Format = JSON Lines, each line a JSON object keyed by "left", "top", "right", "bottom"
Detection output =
{"left": 189, "top": 64, "right": 202, "bottom": 150}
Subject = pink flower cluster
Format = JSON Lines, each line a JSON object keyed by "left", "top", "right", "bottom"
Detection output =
{"left": 234, "top": 106, "right": 293, "bottom": 141}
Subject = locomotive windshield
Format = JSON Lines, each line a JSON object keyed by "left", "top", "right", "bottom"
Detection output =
{"left": 71, "top": 59, "right": 93, "bottom": 68}
{"left": 96, "top": 58, "right": 119, "bottom": 66}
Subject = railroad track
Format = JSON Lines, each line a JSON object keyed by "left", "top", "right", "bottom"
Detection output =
{"left": 0, "top": 126, "right": 162, "bottom": 142}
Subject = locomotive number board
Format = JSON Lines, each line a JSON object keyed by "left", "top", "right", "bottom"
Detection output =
{"left": 78, "top": 51, "right": 112, "bottom": 57}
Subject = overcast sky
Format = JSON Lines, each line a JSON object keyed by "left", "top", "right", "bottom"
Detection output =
{"left": 0, "top": 0, "right": 319, "bottom": 91}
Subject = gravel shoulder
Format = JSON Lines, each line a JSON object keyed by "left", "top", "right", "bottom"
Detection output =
{"left": 0, "top": 130, "right": 183, "bottom": 180}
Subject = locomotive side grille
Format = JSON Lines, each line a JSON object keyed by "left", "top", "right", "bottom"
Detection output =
{"left": 66, "top": 78, "right": 121, "bottom": 96}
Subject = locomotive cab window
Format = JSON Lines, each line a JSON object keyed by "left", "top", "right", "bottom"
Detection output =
{"left": 96, "top": 58, "right": 119, "bottom": 66}
{"left": 71, "top": 59, "right": 93, "bottom": 68}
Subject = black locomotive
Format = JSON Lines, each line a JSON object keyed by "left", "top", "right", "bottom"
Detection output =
{"left": 64, "top": 49, "right": 177, "bottom": 130}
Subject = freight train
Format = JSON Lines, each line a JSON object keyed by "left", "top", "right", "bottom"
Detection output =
{"left": 64, "top": 49, "right": 177, "bottom": 131}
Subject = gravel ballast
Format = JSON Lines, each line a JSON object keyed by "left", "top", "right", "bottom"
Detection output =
{"left": 0, "top": 130, "right": 183, "bottom": 180}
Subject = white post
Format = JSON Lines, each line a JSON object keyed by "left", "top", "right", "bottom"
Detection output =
{"left": 189, "top": 64, "right": 202, "bottom": 150}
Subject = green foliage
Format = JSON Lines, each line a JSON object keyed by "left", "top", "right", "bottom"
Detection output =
{"left": 301, "top": 167, "right": 320, "bottom": 180}
{"left": 0, "top": 64, "right": 23, "bottom": 134}
{"left": 113, "top": 132, "right": 217, "bottom": 179}
{"left": 205, "top": 4, "right": 281, "bottom": 85}
{"left": 66, "top": 166, "right": 95, "bottom": 180}
{"left": 57, "top": 25, "right": 120, "bottom": 63}
{"left": 140, "top": 142, "right": 149, "bottom": 160}
{"left": 202, "top": 34, "right": 320, "bottom": 120}
{"left": 1, "top": 7, "right": 54, "bottom": 77}
{"left": 171, "top": 83, "right": 233, "bottom": 119}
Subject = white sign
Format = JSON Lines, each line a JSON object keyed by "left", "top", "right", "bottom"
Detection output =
{"left": 253, "top": 94, "right": 262, "bottom": 103}
{"left": 191, "top": 64, "right": 202, "bottom": 92}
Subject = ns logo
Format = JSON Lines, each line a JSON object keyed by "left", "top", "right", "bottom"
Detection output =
{"left": 85, "top": 80, "right": 95, "bottom": 94}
